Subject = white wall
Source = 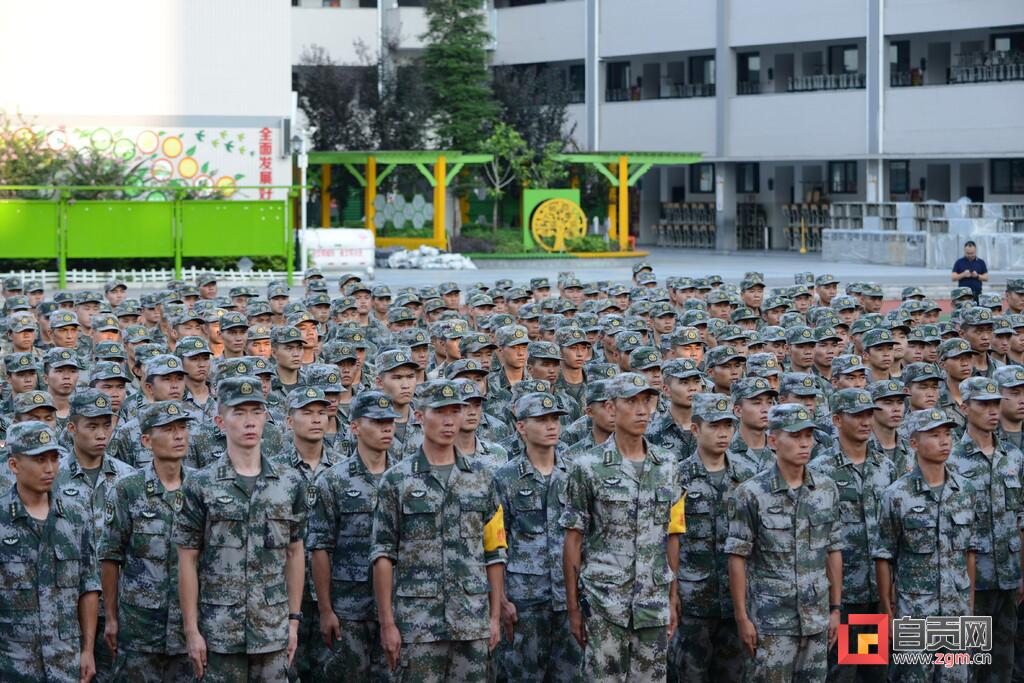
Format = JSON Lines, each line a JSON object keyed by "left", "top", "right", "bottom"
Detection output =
{"left": 886, "top": 0, "right": 1024, "bottom": 35}
{"left": 601, "top": 0, "right": 715, "bottom": 57}
{"left": 292, "top": 8, "right": 378, "bottom": 65}
{"left": 566, "top": 103, "right": 588, "bottom": 150}
{"left": 599, "top": 99, "right": 716, "bottom": 155}
{"left": 729, "top": 0, "right": 866, "bottom": 48}
{"left": 884, "top": 83, "right": 1024, "bottom": 157}
{"left": 390, "top": 7, "right": 429, "bottom": 51}
{"left": 2, "top": 0, "right": 291, "bottom": 120}
{"left": 493, "top": 1, "right": 586, "bottom": 65}
{"left": 727, "top": 91, "right": 867, "bottom": 158}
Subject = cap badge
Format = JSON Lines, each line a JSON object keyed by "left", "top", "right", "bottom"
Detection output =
{"left": 441, "top": 385, "right": 455, "bottom": 398}
{"left": 240, "top": 383, "right": 254, "bottom": 395}
{"left": 306, "top": 388, "right": 317, "bottom": 398}
{"left": 542, "top": 397, "right": 554, "bottom": 408}
{"left": 633, "top": 376, "right": 644, "bottom": 386}
{"left": 39, "top": 432, "right": 50, "bottom": 444}
{"left": 32, "top": 394, "right": 43, "bottom": 404}
{"left": 378, "top": 397, "right": 390, "bottom": 408}
{"left": 716, "top": 399, "right": 728, "bottom": 411}
{"left": 797, "top": 410, "right": 808, "bottom": 420}
{"left": 167, "top": 404, "right": 179, "bottom": 415}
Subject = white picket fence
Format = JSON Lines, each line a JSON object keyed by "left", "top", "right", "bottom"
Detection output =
{"left": 1, "top": 267, "right": 290, "bottom": 289}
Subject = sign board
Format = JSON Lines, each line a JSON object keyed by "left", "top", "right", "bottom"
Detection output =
{"left": 302, "top": 228, "right": 375, "bottom": 276}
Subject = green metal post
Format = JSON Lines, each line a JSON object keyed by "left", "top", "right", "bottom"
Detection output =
{"left": 286, "top": 193, "right": 295, "bottom": 286}
{"left": 58, "top": 191, "right": 67, "bottom": 288}
{"left": 173, "top": 193, "right": 183, "bottom": 279}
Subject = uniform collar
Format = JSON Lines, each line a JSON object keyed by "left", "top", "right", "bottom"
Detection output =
{"left": 143, "top": 463, "right": 166, "bottom": 497}
{"left": 600, "top": 435, "right": 664, "bottom": 468}
{"left": 347, "top": 449, "right": 393, "bottom": 478}
{"left": 4, "top": 485, "right": 64, "bottom": 521}
{"left": 214, "top": 452, "right": 280, "bottom": 481}
{"left": 408, "top": 446, "right": 472, "bottom": 476}
{"left": 909, "top": 464, "right": 961, "bottom": 494}
{"left": 516, "top": 452, "right": 569, "bottom": 480}
{"left": 63, "top": 451, "right": 120, "bottom": 478}
{"left": 768, "top": 462, "right": 818, "bottom": 493}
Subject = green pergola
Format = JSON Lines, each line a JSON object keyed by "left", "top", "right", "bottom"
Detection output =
{"left": 552, "top": 152, "right": 702, "bottom": 251}
{"left": 306, "top": 151, "right": 492, "bottom": 250}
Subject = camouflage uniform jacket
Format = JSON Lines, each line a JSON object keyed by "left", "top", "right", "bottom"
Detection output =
{"left": 558, "top": 415, "right": 591, "bottom": 448}
{"left": 563, "top": 431, "right": 609, "bottom": 459}
{"left": 947, "top": 431, "right": 1024, "bottom": 591}
{"left": 676, "top": 453, "right": 754, "bottom": 619}
{"left": 308, "top": 450, "right": 395, "bottom": 622}
{"left": 559, "top": 437, "right": 682, "bottom": 630}
{"left": 190, "top": 418, "right": 288, "bottom": 469}
{"left": 494, "top": 453, "right": 572, "bottom": 611}
{"left": 55, "top": 451, "right": 134, "bottom": 545}
{"left": 369, "top": 447, "right": 507, "bottom": 643}
{"left": 870, "top": 431, "right": 915, "bottom": 477}
{"left": 464, "top": 436, "right": 508, "bottom": 473}
{"left": 170, "top": 452, "right": 308, "bottom": 654}
{"left": 183, "top": 388, "right": 217, "bottom": 425}
{"left": 554, "top": 375, "right": 587, "bottom": 411}
{"left": 0, "top": 485, "right": 99, "bottom": 682}
{"left": 645, "top": 410, "right": 698, "bottom": 461}
{"left": 1000, "top": 425, "right": 1024, "bottom": 454}
{"left": 724, "top": 464, "right": 843, "bottom": 636}
{"left": 272, "top": 442, "right": 341, "bottom": 605}
{"left": 938, "top": 387, "right": 968, "bottom": 438}
{"left": 725, "top": 431, "right": 774, "bottom": 477}
{"left": 873, "top": 466, "right": 978, "bottom": 617}
{"left": 809, "top": 444, "right": 897, "bottom": 604}
{"left": 107, "top": 414, "right": 205, "bottom": 469}
{"left": 479, "top": 411, "right": 513, "bottom": 444}
{"left": 97, "top": 464, "right": 193, "bottom": 654}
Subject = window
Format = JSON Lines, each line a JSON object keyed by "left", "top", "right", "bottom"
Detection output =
{"left": 992, "top": 159, "right": 1024, "bottom": 194}
{"left": 737, "top": 163, "right": 759, "bottom": 194}
{"left": 992, "top": 33, "right": 1024, "bottom": 53}
{"left": 738, "top": 52, "right": 761, "bottom": 94}
{"left": 690, "top": 55, "right": 715, "bottom": 85}
{"left": 690, "top": 164, "right": 715, "bottom": 193}
{"left": 829, "top": 161, "right": 857, "bottom": 194}
{"left": 890, "top": 161, "right": 910, "bottom": 195}
{"left": 829, "top": 45, "right": 859, "bottom": 74}
{"left": 606, "top": 61, "right": 631, "bottom": 100}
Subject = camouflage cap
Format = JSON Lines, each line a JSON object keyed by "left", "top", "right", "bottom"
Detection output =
{"left": 133, "top": 343, "right": 168, "bottom": 364}
{"left": 767, "top": 404, "right": 816, "bottom": 432}
{"left": 677, "top": 310, "right": 708, "bottom": 328}
{"left": 144, "top": 353, "right": 185, "bottom": 378}
{"left": 2, "top": 276, "right": 23, "bottom": 291}
{"left": 785, "top": 325, "right": 816, "bottom": 346}
{"left": 245, "top": 301, "right": 273, "bottom": 319}
{"left": 387, "top": 306, "right": 418, "bottom": 324}
{"left": 244, "top": 324, "right": 271, "bottom": 341}
{"left": 612, "top": 372, "right": 659, "bottom": 399}
{"left": 36, "top": 302, "right": 58, "bottom": 317}
{"left": 514, "top": 392, "right": 567, "bottom": 420}
{"left": 7, "top": 313, "right": 37, "bottom": 333}
{"left": 662, "top": 358, "right": 702, "bottom": 380}
{"left": 900, "top": 286, "right": 925, "bottom": 300}
{"left": 993, "top": 316, "right": 1013, "bottom": 336}
{"left": 746, "top": 352, "right": 782, "bottom": 378}
{"left": 93, "top": 341, "right": 126, "bottom": 360}
{"left": 91, "top": 361, "right": 128, "bottom": 382}
{"left": 113, "top": 302, "right": 141, "bottom": 318}
{"left": 939, "top": 337, "right": 974, "bottom": 360}
{"left": 815, "top": 273, "right": 838, "bottom": 286}
{"left": 220, "top": 311, "right": 249, "bottom": 330}
{"left": 960, "top": 377, "right": 1002, "bottom": 402}
{"left": 906, "top": 408, "right": 956, "bottom": 435}
{"left": 690, "top": 393, "right": 735, "bottom": 423}
{"left": 218, "top": 376, "right": 266, "bottom": 406}
{"left": 792, "top": 272, "right": 813, "bottom": 286}
{"left": 614, "top": 331, "right": 646, "bottom": 354}
{"left": 740, "top": 274, "right": 765, "bottom": 291}
{"left": 527, "top": 340, "right": 562, "bottom": 362}
{"left": 716, "top": 325, "right": 747, "bottom": 343}
{"left": 344, "top": 390, "right": 401, "bottom": 421}
{"left": 286, "top": 386, "right": 331, "bottom": 412}
{"left": 762, "top": 295, "right": 791, "bottom": 313}
{"left": 961, "top": 306, "right": 994, "bottom": 327}
{"left": 512, "top": 379, "right": 552, "bottom": 400}
{"left": 995, "top": 364, "right": 1024, "bottom": 389}
{"left": 829, "top": 387, "right": 876, "bottom": 415}
{"left": 175, "top": 335, "right": 212, "bottom": 358}
{"left": 830, "top": 295, "right": 859, "bottom": 311}
{"left": 950, "top": 286, "right": 975, "bottom": 301}
{"left": 415, "top": 379, "right": 469, "bottom": 410}
{"left": 779, "top": 372, "right": 819, "bottom": 397}
{"left": 704, "top": 289, "right": 733, "bottom": 306}
{"left": 321, "top": 341, "right": 358, "bottom": 363}
{"left": 496, "top": 324, "right": 530, "bottom": 347}
{"left": 1007, "top": 278, "right": 1024, "bottom": 294}
{"left": 814, "top": 325, "right": 842, "bottom": 343}
{"left": 555, "top": 326, "right": 589, "bottom": 348}
{"left": 13, "top": 390, "right": 55, "bottom": 415}
{"left": 71, "top": 388, "right": 115, "bottom": 418}
{"left": 862, "top": 328, "right": 896, "bottom": 349}
{"left": 671, "top": 327, "right": 703, "bottom": 347}
{"left": 53, "top": 291, "right": 75, "bottom": 305}
{"left": 901, "top": 362, "right": 942, "bottom": 385}
{"left": 441, "top": 319, "right": 470, "bottom": 340}
{"left": 869, "top": 379, "right": 909, "bottom": 401}
{"left": 759, "top": 326, "right": 786, "bottom": 343}
{"left": 585, "top": 362, "right": 619, "bottom": 380}
{"left": 49, "top": 310, "right": 80, "bottom": 329}
{"left": 304, "top": 363, "right": 344, "bottom": 393}
{"left": 75, "top": 290, "right": 104, "bottom": 305}
{"left": 635, "top": 271, "right": 657, "bottom": 286}
{"left": 271, "top": 325, "right": 304, "bottom": 346}
{"left": 139, "top": 400, "right": 191, "bottom": 431}
{"left": 628, "top": 346, "right": 662, "bottom": 371}
{"left": 581, "top": 378, "right": 613, "bottom": 405}
{"left": 444, "top": 358, "right": 486, "bottom": 380}
{"left": 6, "top": 421, "right": 60, "bottom": 456}
{"left": 705, "top": 345, "right": 745, "bottom": 368}
{"left": 378, "top": 348, "right": 419, "bottom": 374}
{"left": 267, "top": 283, "right": 290, "bottom": 299}
{"left": 830, "top": 354, "right": 865, "bottom": 376}
{"left": 732, "top": 376, "right": 777, "bottom": 401}
{"left": 43, "top": 347, "right": 81, "bottom": 370}
{"left": 396, "top": 327, "right": 429, "bottom": 348}
{"left": 4, "top": 352, "right": 38, "bottom": 374}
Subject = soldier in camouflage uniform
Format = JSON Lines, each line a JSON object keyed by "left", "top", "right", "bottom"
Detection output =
{"left": 726, "top": 376, "right": 778, "bottom": 475}
{"left": 271, "top": 325, "right": 306, "bottom": 401}
{"left": 176, "top": 335, "right": 216, "bottom": 423}
{"left": 375, "top": 348, "right": 422, "bottom": 458}
{"left": 938, "top": 338, "right": 974, "bottom": 437}
{"left": 525, "top": 341, "right": 583, "bottom": 425}
{"left": 560, "top": 372, "right": 686, "bottom": 681}
{"left": 370, "top": 379, "right": 508, "bottom": 682}
{"left": 108, "top": 354, "right": 192, "bottom": 467}
{"left": 0, "top": 421, "right": 100, "bottom": 683}
{"left": 172, "top": 376, "right": 309, "bottom": 682}
{"left": 554, "top": 326, "right": 591, "bottom": 409}
{"left": 947, "top": 377, "right": 1024, "bottom": 683}
{"left": 869, "top": 379, "right": 915, "bottom": 475}
{"left": 809, "top": 388, "right": 897, "bottom": 683}
{"left": 451, "top": 379, "right": 508, "bottom": 472}
{"left": 831, "top": 354, "right": 869, "bottom": 391}
{"left": 487, "top": 325, "right": 531, "bottom": 420}
{"left": 564, "top": 378, "right": 616, "bottom": 458}
{"left": 277, "top": 387, "right": 342, "bottom": 681}
{"left": 310, "top": 391, "right": 400, "bottom": 682}
{"left": 669, "top": 394, "right": 751, "bottom": 683}
{"left": 725, "top": 403, "right": 843, "bottom": 683}
{"left": 43, "top": 346, "right": 80, "bottom": 428}
{"left": 645, "top": 358, "right": 701, "bottom": 460}
{"left": 98, "top": 401, "right": 193, "bottom": 682}
{"left": 445, "top": 359, "right": 512, "bottom": 444}
{"left": 995, "top": 365, "right": 1024, "bottom": 453}
{"left": 874, "top": 408, "right": 977, "bottom": 683}
{"left": 961, "top": 306, "right": 999, "bottom": 378}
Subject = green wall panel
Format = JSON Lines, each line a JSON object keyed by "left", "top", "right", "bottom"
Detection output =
{"left": 0, "top": 201, "right": 59, "bottom": 258}
{"left": 181, "top": 201, "right": 286, "bottom": 257}
{"left": 66, "top": 202, "right": 174, "bottom": 258}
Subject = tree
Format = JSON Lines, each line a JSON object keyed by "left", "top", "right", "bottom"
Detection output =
{"left": 0, "top": 111, "right": 66, "bottom": 198}
{"left": 421, "top": 0, "right": 497, "bottom": 151}
{"left": 492, "top": 65, "right": 575, "bottom": 154}
{"left": 479, "top": 123, "right": 530, "bottom": 235}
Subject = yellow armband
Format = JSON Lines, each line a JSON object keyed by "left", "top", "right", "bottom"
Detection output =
{"left": 668, "top": 495, "right": 686, "bottom": 534}
{"left": 483, "top": 504, "right": 508, "bottom": 552}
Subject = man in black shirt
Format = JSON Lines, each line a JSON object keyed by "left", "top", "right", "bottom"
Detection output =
{"left": 952, "top": 240, "right": 988, "bottom": 298}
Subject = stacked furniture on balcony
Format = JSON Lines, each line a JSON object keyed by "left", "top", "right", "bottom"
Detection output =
{"left": 737, "top": 203, "right": 769, "bottom": 250}
{"left": 656, "top": 202, "right": 716, "bottom": 248}
{"left": 782, "top": 201, "right": 828, "bottom": 252}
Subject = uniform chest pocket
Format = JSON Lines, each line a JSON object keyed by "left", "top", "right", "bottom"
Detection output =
{"left": 131, "top": 515, "right": 169, "bottom": 559}
{"left": 265, "top": 516, "right": 294, "bottom": 548}
{"left": 460, "top": 495, "right": 489, "bottom": 539}
{"left": 685, "top": 494, "right": 714, "bottom": 539}
{"left": 950, "top": 509, "right": 974, "bottom": 550}
{"left": 208, "top": 506, "right": 245, "bottom": 548}
{"left": 512, "top": 492, "right": 545, "bottom": 535}
{"left": 0, "top": 543, "right": 33, "bottom": 591}
{"left": 596, "top": 478, "right": 632, "bottom": 503}
{"left": 1004, "top": 475, "right": 1022, "bottom": 511}
{"left": 808, "top": 510, "right": 835, "bottom": 549}
{"left": 903, "top": 513, "right": 937, "bottom": 554}
{"left": 54, "top": 544, "right": 81, "bottom": 589}
{"left": 401, "top": 491, "right": 440, "bottom": 540}
{"left": 338, "top": 493, "right": 374, "bottom": 538}
{"left": 759, "top": 513, "right": 794, "bottom": 551}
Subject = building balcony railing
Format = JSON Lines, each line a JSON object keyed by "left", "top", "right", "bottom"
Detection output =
{"left": 949, "top": 51, "right": 1024, "bottom": 84}
{"left": 567, "top": 89, "right": 585, "bottom": 104}
{"left": 605, "top": 83, "right": 714, "bottom": 102}
{"left": 787, "top": 73, "right": 865, "bottom": 92}
{"left": 737, "top": 81, "right": 762, "bottom": 95}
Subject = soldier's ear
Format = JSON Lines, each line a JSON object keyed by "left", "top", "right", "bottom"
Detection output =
{"left": 140, "top": 432, "right": 152, "bottom": 450}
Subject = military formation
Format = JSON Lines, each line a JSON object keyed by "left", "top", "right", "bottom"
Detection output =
{"left": 1, "top": 267, "right": 1024, "bottom": 682}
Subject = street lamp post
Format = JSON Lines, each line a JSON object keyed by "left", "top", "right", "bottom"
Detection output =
{"left": 293, "top": 134, "right": 309, "bottom": 273}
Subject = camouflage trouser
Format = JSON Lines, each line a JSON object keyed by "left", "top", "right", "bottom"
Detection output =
{"left": 1014, "top": 601, "right": 1024, "bottom": 683}
{"left": 891, "top": 651, "right": 971, "bottom": 683}
{"left": 204, "top": 649, "right": 290, "bottom": 683}
{"left": 583, "top": 614, "right": 668, "bottom": 682}
{"left": 746, "top": 632, "right": 827, "bottom": 683}
{"left": 666, "top": 614, "right": 743, "bottom": 683}
{"left": 94, "top": 613, "right": 116, "bottom": 682}
{"left": 110, "top": 650, "right": 191, "bottom": 682}
{"left": 0, "top": 633, "right": 79, "bottom": 683}
{"left": 318, "top": 618, "right": 390, "bottom": 682}
{"left": 975, "top": 589, "right": 1017, "bottom": 683}
{"left": 501, "top": 607, "right": 582, "bottom": 683}
{"left": 827, "top": 602, "right": 887, "bottom": 683}
{"left": 397, "top": 639, "right": 490, "bottom": 683}
{"left": 288, "top": 599, "right": 326, "bottom": 682}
